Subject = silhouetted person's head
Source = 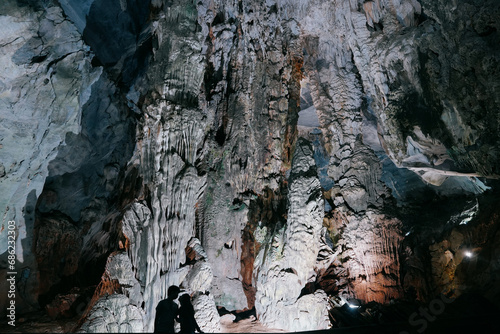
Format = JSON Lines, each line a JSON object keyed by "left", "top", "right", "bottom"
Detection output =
{"left": 179, "top": 294, "right": 191, "bottom": 306}
{"left": 167, "top": 285, "right": 181, "bottom": 300}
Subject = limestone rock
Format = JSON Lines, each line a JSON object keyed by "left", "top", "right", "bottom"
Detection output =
{"left": 104, "top": 2, "right": 209, "bottom": 330}
{"left": 289, "top": 290, "right": 330, "bottom": 330}
{"left": 324, "top": 209, "right": 404, "bottom": 304}
{"left": 0, "top": 0, "right": 100, "bottom": 313}
{"left": 254, "top": 139, "right": 330, "bottom": 331}
{"left": 257, "top": 290, "right": 330, "bottom": 331}
{"left": 185, "top": 261, "right": 213, "bottom": 293}
{"left": 341, "top": 186, "right": 368, "bottom": 213}
{"left": 45, "top": 292, "right": 80, "bottom": 319}
{"left": 104, "top": 252, "right": 143, "bottom": 308}
{"left": 2, "top": 0, "right": 500, "bottom": 331}
{"left": 192, "top": 293, "right": 222, "bottom": 333}
{"left": 401, "top": 196, "right": 500, "bottom": 304}
{"left": 187, "top": 238, "right": 208, "bottom": 261}
{"left": 78, "top": 294, "right": 144, "bottom": 333}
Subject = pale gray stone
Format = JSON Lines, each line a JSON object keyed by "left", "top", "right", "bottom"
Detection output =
{"left": 192, "top": 293, "right": 222, "bottom": 333}
{"left": 2, "top": 0, "right": 500, "bottom": 331}
{"left": 254, "top": 139, "right": 330, "bottom": 331}
{"left": 185, "top": 261, "right": 213, "bottom": 293}
{"left": 78, "top": 294, "right": 144, "bottom": 333}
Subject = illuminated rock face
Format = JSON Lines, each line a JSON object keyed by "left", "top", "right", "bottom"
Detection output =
{"left": 78, "top": 294, "right": 144, "bottom": 333}
{"left": 254, "top": 138, "right": 330, "bottom": 330}
{"left": 323, "top": 209, "right": 404, "bottom": 303}
{"left": 0, "top": 0, "right": 101, "bottom": 315}
{"left": 401, "top": 198, "right": 500, "bottom": 303}
{"left": 1, "top": 0, "right": 500, "bottom": 332}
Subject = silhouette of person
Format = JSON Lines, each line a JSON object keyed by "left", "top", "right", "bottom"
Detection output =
{"left": 178, "top": 294, "right": 203, "bottom": 334}
{"left": 154, "top": 285, "right": 181, "bottom": 334}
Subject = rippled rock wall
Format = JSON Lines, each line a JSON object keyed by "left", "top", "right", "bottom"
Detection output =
{"left": 253, "top": 138, "right": 330, "bottom": 330}
{"left": 1, "top": 0, "right": 499, "bottom": 332}
{"left": 0, "top": 0, "right": 102, "bottom": 315}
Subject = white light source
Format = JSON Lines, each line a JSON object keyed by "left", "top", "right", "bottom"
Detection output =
{"left": 346, "top": 299, "right": 361, "bottom": 309}
{"left": 459, "top": 217, "right": 472, "bottom": 225}
{"left": 464, "top": 251, "right": 473, "bottom": 258}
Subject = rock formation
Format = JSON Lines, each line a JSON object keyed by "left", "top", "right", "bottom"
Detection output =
{"left": 253, "top": 138, "right": 330, "bottom": 330}
{"left": 0, "top": 0, "right": 102, "bottom": 315}
{"left": 1, "top": 0, "right": 499, "bottom": 333}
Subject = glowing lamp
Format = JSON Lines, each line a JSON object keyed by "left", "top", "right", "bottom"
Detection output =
{"left": 464, "top": 251, "right": 473, "bottom": 258}
{"left": 347, "top": 299, "right": 361, "bottom": 309}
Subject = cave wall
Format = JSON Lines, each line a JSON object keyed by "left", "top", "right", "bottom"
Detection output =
{"left": 0, "top": 0, "right": 102, "bottom": 315}
{"left": 1, "top": 0, "right": 499, "bottom": 332}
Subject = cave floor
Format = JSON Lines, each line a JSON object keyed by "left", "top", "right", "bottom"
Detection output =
{"left": 223, "top": 316, "right": 499, "bottom": 334}
{"left": 0, "top": 314, "right": 284, "bottom": 333}
{"left": 0, "top": 311, "right": 498, "bottom": 333}
{"left": 0, "top": 310, "right": 77, "bottom": 333}
{"left": 220, "top": 315, "right": 287, "bottom": 333}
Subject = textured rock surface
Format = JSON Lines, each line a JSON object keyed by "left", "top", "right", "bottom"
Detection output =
{"left": 254, "top": 139, "right": 330, "bottom": 331}
{"left": 77, "top": 294, "right": 144, "bottom": 333}
{"left": 192, "top": 293, "right": 221, "bottom": 333}
{"left": 323, "top": 209, "right": 404, "bottom": 303}
{"left": 1, "top": 0, "right": 500, "bottom": 332}
{"left": 104, "top": 252, "right": 143, "bottom": 307}
{"left": 45, "top": 292, "right": 80, "bottom": 319}
{"left": 0, "top": 1, "right": 99, "bottom": 228}
{"left": 0, "top": 0, "right": 101, "bottom": 315}
{"left": 185, "top": 261, "right": 213, "bottom": 293}
{"left": 401, "top": 195, "right": 500, "bottom": 304}
{"left": 196, "top": 0, "right": 304, "bottom": 311}
{"left": 331, "top": 0, "right": 500, "bottom": 182}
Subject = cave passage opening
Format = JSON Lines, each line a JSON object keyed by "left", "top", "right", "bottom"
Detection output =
{"left": 297, "top": 79, "right": 320, "bottom": 128}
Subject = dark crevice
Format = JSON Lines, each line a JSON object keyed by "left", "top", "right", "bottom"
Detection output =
{"left": 374, "top": 21, "right": 384, "bottom": 32}
{"left": 203, "top": 57, "right": 224, "bottom": 101}
{"left": 82, "top": 0, "right": 153, "bottom": 87}
{"left": 241, "top": 185, "right": 288, "bottom": 309}
{"left": 215, "top": 124, "right": 226, "bottom": 146}
{"left": 30, "top": 54, "right": 48, "bottom": 63}
{"left": 212, "top": 11, "right": 225, "bottom": 25}
{"left": 478, "top": 26, "right": 497, "bottom": 37}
